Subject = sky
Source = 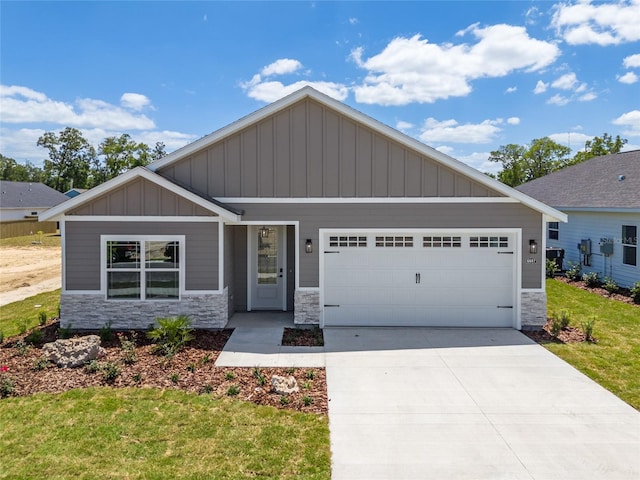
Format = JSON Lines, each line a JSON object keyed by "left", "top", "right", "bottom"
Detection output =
{"left": 1, "top": 0, "right": 639, "bottom": 175}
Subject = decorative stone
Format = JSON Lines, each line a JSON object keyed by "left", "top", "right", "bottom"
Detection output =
{"left": 42, "top": 335, "right": 106, "bottom": 368}
{"left": 271, "top": 375, "right": 299, "bottom": 395}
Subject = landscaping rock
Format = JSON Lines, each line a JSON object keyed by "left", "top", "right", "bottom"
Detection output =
{"left": 271, "top": 375, "right": 299, "bottom": 395}
{"left": 42, "top": 335, "right": 106, "bottom": 368}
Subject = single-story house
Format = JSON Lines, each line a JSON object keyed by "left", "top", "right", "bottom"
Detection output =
{"left": 1, "top": 180, "right": 69, "bottom": 222}
{"left": 517, "top": 150, "right": 639, "bottom": 288}
{"left": 41, "top": 87, "right": 566, "bottom": 331}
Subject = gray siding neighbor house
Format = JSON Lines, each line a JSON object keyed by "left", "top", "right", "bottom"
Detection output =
{"left": 517, "top": 150, "right": 640, "bottom": 288}
{"left": 41, "top": 87, "right": 566, "bottom": 331}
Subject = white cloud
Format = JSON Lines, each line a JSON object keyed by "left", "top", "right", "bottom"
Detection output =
{"left": 548, "top": 132, "right": 593, "bottom": 150}
{"left": 533, "top": 80, "right": 548, "bottom": 94}
{"left": 623, "top": 53, "right": 640, "bottom": 68}
{"left": 551, "top": 72, "right": 578, "bottom": 90}
{"left": 0, "top": 127, "right": 47, "bottom": 163}
{"left": 351, "top": 24, "right": 560, "bottom": 105}
{"left": 244, "top": 80, "right": 349, "bottom": 103}
{"left": 348, "top": 17, "right": 358, "bottom": 25}
{"left": 507, "top": 117, "right": 520, "bottom": 125}
{"left": 120, "top": 93, "right": 151, "bottom": 111}
{"left": 418, "top": 117, "right": 503, "bottom": 144}
{"left": 578, "top": 92, "right": 597, "bottom": 102}
{"left": 0, "top": 84, "right": 155, "bottom": 130}
{"left": 547, "top": 94, "right": 570, "bottom": 106}
{"left": 552, "top": 0, "right": 640, "bottom": 45}
{"left": 395, "top": 120, "right": 414, "bottom": 131}
{"left": 261, "top": 58, "right": 303, "bottom": 77}
{"left": 457, "top": 151, "right": 500, "bottom": 174}
{"left": 618, "top": 72, "right": 639, "bottom": 84}
{"left": 434, "top": 145, "right": 454, "bottom": 155}
{"left": 612, "top": 110, "right": 640, "bottom": 136}
{"left": 505, "top": 86, "right": 517, "bottom": 93}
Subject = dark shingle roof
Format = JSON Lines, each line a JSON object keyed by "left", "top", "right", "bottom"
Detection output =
{"left": 516, "top": 150, "right": 640, "bottom": 209}
{"left": 0, "top": 181, "right": 69, "bottom": 209}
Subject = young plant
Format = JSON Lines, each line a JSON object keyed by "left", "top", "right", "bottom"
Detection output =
{"left": 582, "top": 271, "right": 600, "bottom": 288}
{"left": 549, "top": 317, "right": 563, "bottom": 338}
{"left": 559, "top": 310, "right": 570, "bottom": 329}
{"left": 32, "top": 357, "right": 51, "bottom": 371}
{"left": 226, "top": 384, "right": 240, "bottom": 396}
{"left": 280, "top": 395, "right": 289, "bottom": 406}
{"left": 58, "top": 324, "right": 73, "bottom": 339}
{"left": 99, "top": 322, "right": 114, "bottom": 342}
{"left": 101, "top": 362, "right": 120, "bottom": 382}
{"left": 0, "top": 375, "right": 14, "bottom": 398}
{"left": 18, "top": 321, "right": 28, "bottom": 335}
{"left": 170, "top": 373, "right": 180, "bottom": 383}
{"left": 632, "top": 281, "right": 640, "bottom": 305}
{"left": 147, "top": 315, "right": 194, "bottom": 358}
{"left": 132, "top": 373, "right": 142, "bottom": 383}
{"left": 603, "top": 277, "right": 618, "bottom": 294}
{"left": 545, "top": 259, "right": 559, "bottom": 278}
{"left": 38, "top": 310, "right": 48, "bottom": 326}
{"left": 253, "top": 367, "right": 267, "bottom": 386}
{"left": 119, "top": 333, "right": 138, "bottom": 365}
{"left": 186, "top": 363, "right": 196, "bottom": 373}
{"left": 303, "top": 395, "right": 314, "bottom": 406}
{"left": 24, "top": 329, "right": 44, "bottom": 345}
{"left": 305, "top": 370, "right": 316, "bottom": 380}
{"left": 224, "top": 371, "right": 236, "bottom": 380}
{"left": 14, "top": 339, "right": 30, "bottom": 356}
{"left": 0, "top": 331, "right": 4, "bottom": 344}
{"left": 200, "top": 354, "right": 212, "bottom": 365}
{"left": 582, "top": 317, "right": 597, "bottom": 342}
{"left": 84, "top": 360, "right": 101, "bottom": 374}
{"left": 285, "top": 367, "right": 296, "bottom": 375}
{"left": 565, "top": 262, "right": 581, "bottom": 281}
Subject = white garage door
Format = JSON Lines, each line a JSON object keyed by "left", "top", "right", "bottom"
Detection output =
{"left": 323, "top": 231, "right": 517, "bottom": 327}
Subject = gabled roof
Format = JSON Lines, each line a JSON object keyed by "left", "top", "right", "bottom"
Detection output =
{"left": 516, "top": 150, "right": 640, "bottom": 211}
{"left": 0, "top": 181, "right": 69, "bottom": 209}
{"left": 38, "top": 167, "right": 242, "bottom": 222}
{"left": 149, "top": 86, "right": 567, "bottom": 222}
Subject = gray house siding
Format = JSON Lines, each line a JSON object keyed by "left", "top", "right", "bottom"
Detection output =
{"left": 68, "top": 178, "right": 216, "bottom": 217}
{"left": 227, "top": 202, "right": 543, "bottom": 289}
{"left": 64, "top": 221, "right": 219, "bottom": 291}
{"left": 157, "top": 99, "right": 503, "bottom": 200}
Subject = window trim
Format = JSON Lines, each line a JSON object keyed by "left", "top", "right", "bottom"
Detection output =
{"left": 622, "top": 225, "right": 637, "bottom": 267}
{"left": 548, "top": 222, "right": 559, "bottom": 241}
{"left": 101, "top": 235, "right": 185, "bottom": 301}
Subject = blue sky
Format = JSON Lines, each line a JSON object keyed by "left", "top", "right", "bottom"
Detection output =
{"left": 1, "top": 1, "right": 639, "bottom": 174}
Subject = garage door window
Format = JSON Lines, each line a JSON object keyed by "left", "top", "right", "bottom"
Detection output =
{"left": 329, "top": 236, "right": 367, "bottom": 247}
{"left": 423, "top": 236, "right": 462, "bottom": 248}
{"left": 470, "top": 236, "right": 509, "bottom": 248}
{"left": 375, "top": 236, "right": 414, "bottom": 247}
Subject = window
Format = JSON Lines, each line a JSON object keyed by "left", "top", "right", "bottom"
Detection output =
{"left": 469, "top": 236, "right": 509, "bottom": 248}
{"left": 105, "top": 238, "right": 181, "bottom": 300}
{"left": 622, "top": 225, "right": 637, "bottom": 266}
{"left": 375, "top": 236, "right": 413, "bottom": 247}
{"left": 329, "top": 235, "right": 367, "bottom": 247}
{"left": 423, "top": 236, "right": 462, "bottom": 248}
{"left": 548, "top": 222, "right": 559, "bottom": 240}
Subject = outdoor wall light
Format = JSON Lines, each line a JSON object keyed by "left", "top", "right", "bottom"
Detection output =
{"left": 529, "top": 239, "right": 538, "bottom": 254}
{"left": 305, "top": 239, "right": 313, "bottom": 254}
{"left": 259, "top": 226, "right": 270, "bottom": 238}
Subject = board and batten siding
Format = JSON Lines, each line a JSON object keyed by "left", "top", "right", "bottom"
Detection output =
{"left": 157, "top": 98, "right": 503, "bottom": 199}
{"left": 64, "top": 221, "right": 219, "bottom": 291}
{"left": 227, "top": 202, "right": 543, "bottom": 289}
{"left": 67, "top": 178, "right": 216, "bottom": 217}
{"left": 549, "top": 211, "right": 639, "bottom": 288}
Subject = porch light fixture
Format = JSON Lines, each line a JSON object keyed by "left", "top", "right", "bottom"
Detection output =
{"left": 259, "top": 226, "right": 270, "bottom": 238}
{"left": 305, "top": 239, "right": 313, "bottom": 254}
{"left": 529, "top": 239, "right": 538, "bottom": 254}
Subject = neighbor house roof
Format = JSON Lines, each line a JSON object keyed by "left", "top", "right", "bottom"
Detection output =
{"left": 0, "top": 181, "right": 69, "bottom": 209}
{"left": 516, "top": 150, "right": 640, "bottom": 211}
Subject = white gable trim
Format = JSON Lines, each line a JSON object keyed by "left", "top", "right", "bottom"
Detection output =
{"left": 148, "top": 86, "right": 567, "bottom": 222}
{"left": 216, "top": 196, "right": 518, "bottom": 204}
{"left": 38, "top": 167, "right": 241, "bottom": 222}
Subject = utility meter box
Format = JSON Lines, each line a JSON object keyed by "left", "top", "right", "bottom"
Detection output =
{"left": 580, "top": 239, "right": 592, "bottom": 255}
{"left": 599, "top": 238, "right": 614, "bottom": 255}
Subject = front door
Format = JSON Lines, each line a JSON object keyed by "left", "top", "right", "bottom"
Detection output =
{"left": 249, "top": 225, "right": 286, "bottom": 310}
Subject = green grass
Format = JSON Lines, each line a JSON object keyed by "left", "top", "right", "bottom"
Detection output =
{"left": 0, "top": 388, "right": 331, "bottom": 479}
{"left": 0, "top": 233, "right": 61, "bottom": 248}
{"left": 546, "top": 279, "right": 640, "bottom": 410}
{"left": 0, "top": 289, "right": 61, "bottom": 338}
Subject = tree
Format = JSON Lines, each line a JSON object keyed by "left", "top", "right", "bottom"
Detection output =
{"left": 98, "top": 135, "right": 165, "bottom": 181}
{"left": 571, "top": 133, "right": 627, "bottom": 165}
{"left": 0, "top": 154, "right": 44, "bottom": 183}
{"left": 489, "top": 137, "right": 571, "bottom": 187}
{"left": 37, "top": 128, "right": 96, "bottom": 192}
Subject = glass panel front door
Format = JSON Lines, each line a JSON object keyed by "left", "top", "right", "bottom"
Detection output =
{"left": 250, "top": 225, "right": 286, "bottom": 310}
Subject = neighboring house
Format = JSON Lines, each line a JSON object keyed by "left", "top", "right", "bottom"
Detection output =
{"left": 0, "top": 181, "right": 69, "bottom": 222}
{"left": 65, "top": 188, "right": 88, "bottom": 199}
{"left": 41, "top": 87, "right": 566, "bottom": 331}
{"left": 517, "top": 150, "right": 640, "bottom": 288}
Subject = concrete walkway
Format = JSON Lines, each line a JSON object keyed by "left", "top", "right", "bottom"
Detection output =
{"left": 324, "top": 327, "right": 640, "bottom": 480}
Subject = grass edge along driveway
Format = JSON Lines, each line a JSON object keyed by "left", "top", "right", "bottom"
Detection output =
{"left": 546, "top": 278, "right": 640, "bottom": 410}
{"left": 0, "top": 387, "right": 331, "bottom": 479}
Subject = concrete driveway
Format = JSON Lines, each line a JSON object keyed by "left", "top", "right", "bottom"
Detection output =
{"left": 324, "top": 328, "right": 640, "bottom": 480}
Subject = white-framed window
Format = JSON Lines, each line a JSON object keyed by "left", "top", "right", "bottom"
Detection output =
{"left": 622, "top": 225, "right": 637, "bottom": 266}
{"left": 104, "top": 236, "right": 183, "bottom": 300}
{"left": 329, "top": 235, "right": 367, "bottom": 247}
{"left": 423, "top": 236, "right": 462, "bottom": 248}
{"left": 469, "top": 236, "right": 509, "bottom": 248}
{"left": 375, "top": 236, "right": 414, "bottom": 247}
{"left": 548, "top": 222, "right": 559, "bottom": 240}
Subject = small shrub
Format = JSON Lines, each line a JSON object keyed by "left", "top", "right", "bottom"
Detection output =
{"left": 602, "top": 277, "right": 618, "bottom": 294}
{"left": 302, "top": 381, "right": 312, "bottom": 390}
{"left": 224, "top": 371, "right": 236, "bottom": 380}
{"left": 201, "top": 384, "right": 213, "bottom": 394}
{"left": 305, "top": 370, "right": 316, "bottom": 380}
{"left": 303, "top": 395, "right": 314, "bottom": 406}
{"left": 280, "top": 395, "right": 289, "bottom": 405}
{"left": 582, "top": 317, "right": 596, "bottom": 342}
{"left": 565, "top": 262, "right": 581, "bottom": 281}
{"left": 630, "top": 281, "right": 640, "bottom": 304}
{"left": 170, "top": 373, "right": 180, "bottom": 383}
{"left": 119, "top": 333, "right": 138, "bottom": 365}
{"left": 99, "top": 322, "right": 114, "bottom": 342}
{"left": 0, "top": 331, "right": 4, "bottom": 344}
{"left": 147, "top": 315, "right": 194, "bottom": 358}
{"left": 549, "top": 317, "right": 563, "bottom": 338}
{"left": 253, "top": 367, "right": 267, "bottom": 386}
{"left": 101, "top": 362, "right": 120, "bottom": 382}
{"left": 582, "top": 271, "right": 600, "bottom": 288}
{"left": 200, "top": 354, "right": 212, "bottom": 365}
{"left": 132, "top": 373, "right": 142, "bottom": 383}
{"left": 32, "top": 357, "right": 51, "bottom": 371}
{"left": 285, "top": 367, "right": 296, "bottom": 375}
{"left": 24, "top": 329, "right": 44, "bottom": 345}
{"left": 186, "top": 363, "right": 196, "bottom": 373}
{"left": 559, "top": 310, "right": 570, "bottom": 329}
{"left": 14, "top": 339, "right": 30, "bottom": 356}
{"left": 545, "top": 259, "right": 559, "bottom": 278}
{"left": 227, "top": 384, "right": 240, "bottom": 396}
{"left": 38, "top": 310, "right": 48, "bottom": 326}
{"left": 58, "top": 324, "right": 73, "bottom": 339}
{"left": 18, "top": 321, "right": 28, "bottom": 335}
{"left": 0, "top": 375, "right": 14, "bottom": 398}
{"left": 84, "top": 360, "right": 101, "bottom": 373}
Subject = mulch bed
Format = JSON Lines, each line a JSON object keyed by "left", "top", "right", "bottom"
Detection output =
{"left": 522, "top": 319, "right": 592, "bottom": 344}
{"left": 0, "top": 320, "right": 327, "bottom": 415}
{"left": 554, "top": 276, "right": 638, "bottom": 306}
{"left": 282, "top": 327, "right": 324, "bottom": 346}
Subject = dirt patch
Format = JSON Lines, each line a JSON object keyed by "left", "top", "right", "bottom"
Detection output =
{"left": 0, "top": 321, "right": 327, "bottom": 415}
{"left": 0, "top": 246, "right": 61, "bottom": 305}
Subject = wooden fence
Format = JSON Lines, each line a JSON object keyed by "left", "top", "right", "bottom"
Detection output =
{"left": 0, "top": 219, "right": 59, "bottom": 239}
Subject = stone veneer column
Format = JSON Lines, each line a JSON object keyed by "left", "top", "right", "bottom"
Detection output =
{"left": 294, "top": 289, "right": 320, "bottom": 325}
{"left": 521, "top": 291, "right": 547, "bottom": 330}
{"left": 60, "top": 288, "right": 228, "bottom": 330}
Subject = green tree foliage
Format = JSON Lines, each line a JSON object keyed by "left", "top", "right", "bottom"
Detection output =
{"left": 571, "top": 133, "right": 627, "bottom": 165}
{"left": 37, "top": 127, "right": 97, "bottom": 192}
{"left": 0, "top": 154, "right": 44, "bottom": 182}
{"left": 99, "top": 134, "right": 153, "bottom": 180}
{"left": 489, "top": 137, "right": 571, "bottom": 187}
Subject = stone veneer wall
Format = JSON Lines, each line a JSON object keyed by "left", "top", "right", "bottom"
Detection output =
{"left": 60, "top": 288, "right": 228, "bottom": 330}
{"left": 294, "top": 289, "right": 320, "bottom": 325}
{"left": 521, "top": 291, "right": 547, "bottom": 330}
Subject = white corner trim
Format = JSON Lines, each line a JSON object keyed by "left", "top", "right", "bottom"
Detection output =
{"left": 218, "top": 221, "right": 224, "bottom": 294}
{"left": 216, "top": 197, "right": 519, "bottom": 204}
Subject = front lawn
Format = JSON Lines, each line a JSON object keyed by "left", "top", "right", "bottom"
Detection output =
{"left": 546, "top": 278, "right": 640, "bottom": 410}
{"left": 0, "top": 289, "right": 60, "bottom": 339}
{"left": 0, "top": 388, "right": 330, "bottom": 479}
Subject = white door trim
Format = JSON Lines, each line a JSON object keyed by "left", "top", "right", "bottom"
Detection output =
{"left": 247, "top": 225, "right": 287, "bottom": 311}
